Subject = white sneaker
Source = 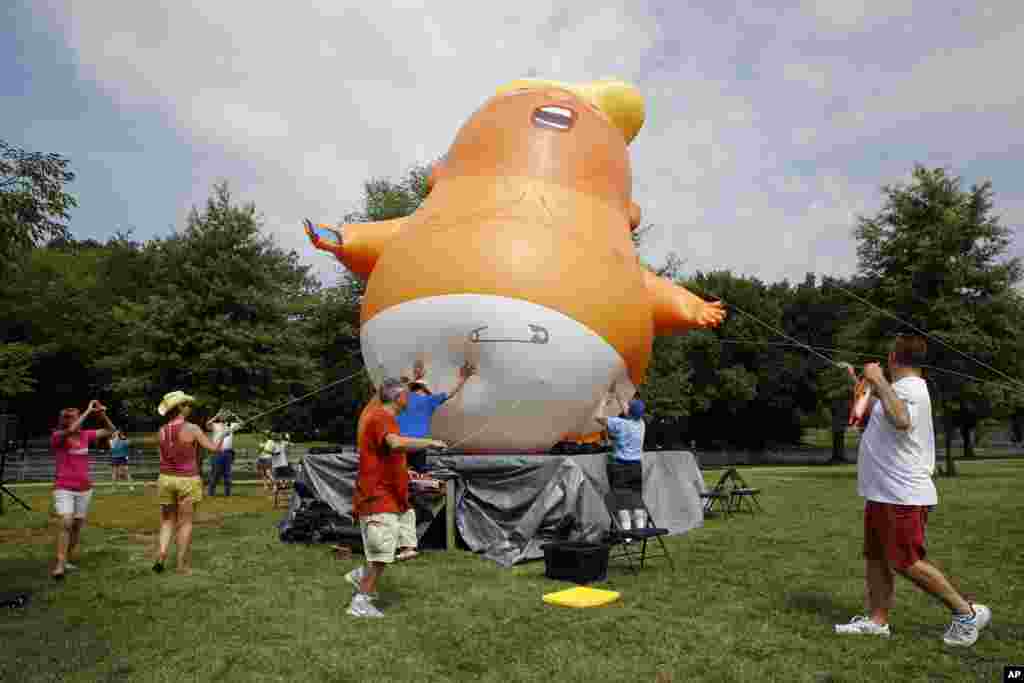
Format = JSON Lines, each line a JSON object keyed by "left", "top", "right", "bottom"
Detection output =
{"left": 64, "top": 562, "right": 79, "bottom": 572}
{"left": 943, "top": 604, "right": 991, "bottom": 647}
{"left": 346, "top": 593, "right": 384, "bottom": 618}
{"left": 835, "top": 615, "right": 891, "bottom": 637}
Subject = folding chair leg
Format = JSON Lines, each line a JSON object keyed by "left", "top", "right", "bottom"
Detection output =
{"left": 655, "top": 534, "right": 675, "bottom": 571}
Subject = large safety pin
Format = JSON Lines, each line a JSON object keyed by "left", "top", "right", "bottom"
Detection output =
{"left": 469, "top": 324, "right": 549, "bottom": 344}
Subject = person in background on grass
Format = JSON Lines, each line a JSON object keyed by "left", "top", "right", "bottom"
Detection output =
{"left": 50, "top": 400, "right": 116, "bottom": 580}
{"left": 595, "top": 389, "right": 647, "bottom": 535}
{"left": 257, "top": 432, "right": 276, "bottom": 493}
{"left": 154, "top": 390, "right": 238, "bottom": 575}
{"left": 271, "top": 432, "right": 295, "bottom": 480}
{"left": 345, "top": 378, "right": 447, "bottom": 618}
{"left": 109, "top": 429, "right": 134, "bottom": 492}
{"left": 834, "top": 335, "right": 991, "bottom": 647}
{"left": 206, "top": 410, "right": 241, "bottom": 496}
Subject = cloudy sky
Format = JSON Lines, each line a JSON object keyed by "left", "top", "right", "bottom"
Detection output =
{"left": 5, "top": 0, "right": 1022, "bottom": 288}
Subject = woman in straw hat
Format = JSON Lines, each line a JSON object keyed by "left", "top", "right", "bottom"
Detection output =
{"left": 154, "top": 390, "right": 239, "bottom": 575}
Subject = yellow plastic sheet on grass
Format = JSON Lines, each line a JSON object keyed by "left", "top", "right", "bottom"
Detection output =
{"left": 542, "top": 586, "right": 621, "bottom": 608}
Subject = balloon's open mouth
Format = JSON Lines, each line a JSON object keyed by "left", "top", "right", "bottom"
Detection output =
{"left": 532, "top": 105, "right": 575, "bottom": 131}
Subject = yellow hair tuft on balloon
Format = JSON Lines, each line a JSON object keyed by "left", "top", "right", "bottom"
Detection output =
{"left": 495, "top": 78, "right": 645, "bottom": 144}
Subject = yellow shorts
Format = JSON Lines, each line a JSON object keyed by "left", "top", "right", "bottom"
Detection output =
{"left": 157, "top": 474, "right": 203, "bottom": 506}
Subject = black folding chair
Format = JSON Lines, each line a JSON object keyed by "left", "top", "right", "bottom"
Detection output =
{"left": 701, "top": 468, "right": 762, "bottom": 516}
{"left": 605, "top": 502, "right": 674, "bottom": 573}
{"left": 604, "top": 462, "right": 674, "bottom": 573}
{"left": 700, "top": 469, "right": 734, "bottom": 518}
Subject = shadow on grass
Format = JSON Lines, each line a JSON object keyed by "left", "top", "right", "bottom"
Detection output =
{"left": 786, "top": 590, "right": 941, "bottom": 638}
{"left": 784, "top": 591, "right": 855, "bottom": 626}
{"left": 0, "top": 556, "right": 51, "bottom": 597}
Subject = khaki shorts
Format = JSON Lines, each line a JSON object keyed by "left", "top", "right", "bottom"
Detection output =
{"left": 359, "top": 509, "right": 417, "bottom": 563}
{"left": 157, "top": 474, "right": 203, "bottom": 506}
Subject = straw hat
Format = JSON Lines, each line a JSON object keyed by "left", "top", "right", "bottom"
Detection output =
{"left": 157, "top": 390, "right": 196, "bottom": 416}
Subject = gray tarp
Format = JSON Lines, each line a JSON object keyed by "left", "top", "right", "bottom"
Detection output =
{"left": 284, "top": 450, "right": 704, "bottom": 567}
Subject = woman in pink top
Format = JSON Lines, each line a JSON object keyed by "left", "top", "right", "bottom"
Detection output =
{"left": 50, "top": 400, "right": 116, "bottom": 580}
{"left": 154, "top": 390, "right": 237, "bottom": 575}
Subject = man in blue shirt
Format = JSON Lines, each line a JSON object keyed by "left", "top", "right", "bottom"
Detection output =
{"left": 397, "top": 360, "right": 475, "bottom": 459}
{"left": 596, "top": 393, "right": 647, "bottom": 533}
{"left": 391, "top": 360, "right": 475, "bottom": 561}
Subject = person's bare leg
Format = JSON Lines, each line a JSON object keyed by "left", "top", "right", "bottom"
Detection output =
{"left": 359, "top": 562, "right": 385, "bottom": 594}
{"left": 68, "top": 518, "right": 85, "bottom": 563}
{"left": 175, "top": 500, "right": 195, "bottom": 575}
{"left": 899, "top": 560, "right": 973, "bottom": 616}
{"left": 866, "top": 557, "right": 895, "bottom": 624}
{"left": 157, "top": 504, "right": 177, "bottom": 566}
{"left": 53, "top": 515, "right": 73, "bottom": 576}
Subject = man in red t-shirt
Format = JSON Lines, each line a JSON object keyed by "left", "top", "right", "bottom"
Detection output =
{"left": 346, "top": 377, "right": 447, "bottom": 618}
{"left": 50, "top": 400, "right": 116, "bottom": 580}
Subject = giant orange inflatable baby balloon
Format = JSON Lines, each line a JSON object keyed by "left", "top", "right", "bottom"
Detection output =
{"left": 304, "top": 78, "right": 726, "bottom": 452}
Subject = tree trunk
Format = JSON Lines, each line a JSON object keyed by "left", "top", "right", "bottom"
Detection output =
{"left": 829, "top": 399, "right": 848, "bottom": 465}
{"left": 830, "top": 429, "right": 846, "bottom": 464}
{"left": 939, "top": 405, "right": 956, "bottom": 477}
{"left": 960, "top": 423, "right": 976, "bottom": 459}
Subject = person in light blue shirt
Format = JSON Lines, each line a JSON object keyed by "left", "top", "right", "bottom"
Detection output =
{"left": 596, "top": 394, "right": 647, "bottom": 533}
{"left": 109, "top": 430, "right": 134, "bottom": 492}
{"left": 604, "top": 401, "right": 646, "bottom": 463}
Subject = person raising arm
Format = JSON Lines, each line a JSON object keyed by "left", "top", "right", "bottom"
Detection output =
{"left": 50, "top": 400, "right": 117, "bottom": 580}
{"left": 154, "top": 391, "right": 238, "bottom": 575}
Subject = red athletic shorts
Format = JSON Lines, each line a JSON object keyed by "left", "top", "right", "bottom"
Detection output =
{"left": 863, "top": 500, "right": 929, "bottom": 571}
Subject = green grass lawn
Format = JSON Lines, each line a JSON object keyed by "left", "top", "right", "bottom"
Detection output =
{"left": 2, "top": 462, "right": 1022, "bottom": 682}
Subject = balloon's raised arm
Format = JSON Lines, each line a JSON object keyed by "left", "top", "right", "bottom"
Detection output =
{"left": 302, "top": 217, "right": 408, "bottom": 279}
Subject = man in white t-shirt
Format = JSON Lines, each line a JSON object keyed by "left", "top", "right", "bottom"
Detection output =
{"left": 206, "top": 411, "right": 242, "bottom": 496}
{"left": 271, "top": 433, "right": 295, "bottom": 480}
{"left": 835, "top": 335, "right": 991, "bottom": 647}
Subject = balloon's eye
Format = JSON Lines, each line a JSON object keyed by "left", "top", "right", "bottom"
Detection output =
{"left": 532, "top": 105, "right": 575, "bottom": 131}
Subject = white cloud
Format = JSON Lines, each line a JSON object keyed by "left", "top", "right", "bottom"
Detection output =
{"left": 791, "top": 127, "right": 818, "bottom": 146}
{"left": 782, "top": 63, "right": 829, "bottom": 91}
{"left": 30, "top": 1, "right": 1024, "bottom": 289}
{"left": 40, "top": 2, "right": 667, "bottom": 280}
{"left": 800, "top": 0, "right": 915, "bottom": 30}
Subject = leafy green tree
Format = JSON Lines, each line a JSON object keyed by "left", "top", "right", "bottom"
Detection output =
{"left": 0, "top": 343, "right": 36, "bottom": 398}
{"left": 0, "top": 140, "right": 77, "bottom": 279}
{"left": 0, "top": 237, "right": 119, "bottom": 433}
{"left": 99, "top": 182, "right": 321, "bottom": 426}
{"left": 848, "top": 165, "right": 1023, "bottom": 476}
{"left": 782, "top": 274, "right": 869, "bottom": 461}
{"left": 672, "top": 271, "right": 771, "bottom": 449}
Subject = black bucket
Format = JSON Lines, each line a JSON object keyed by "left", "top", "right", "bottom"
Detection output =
{"left": 542, "top": 541, "right": 609, "bottom": 584}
